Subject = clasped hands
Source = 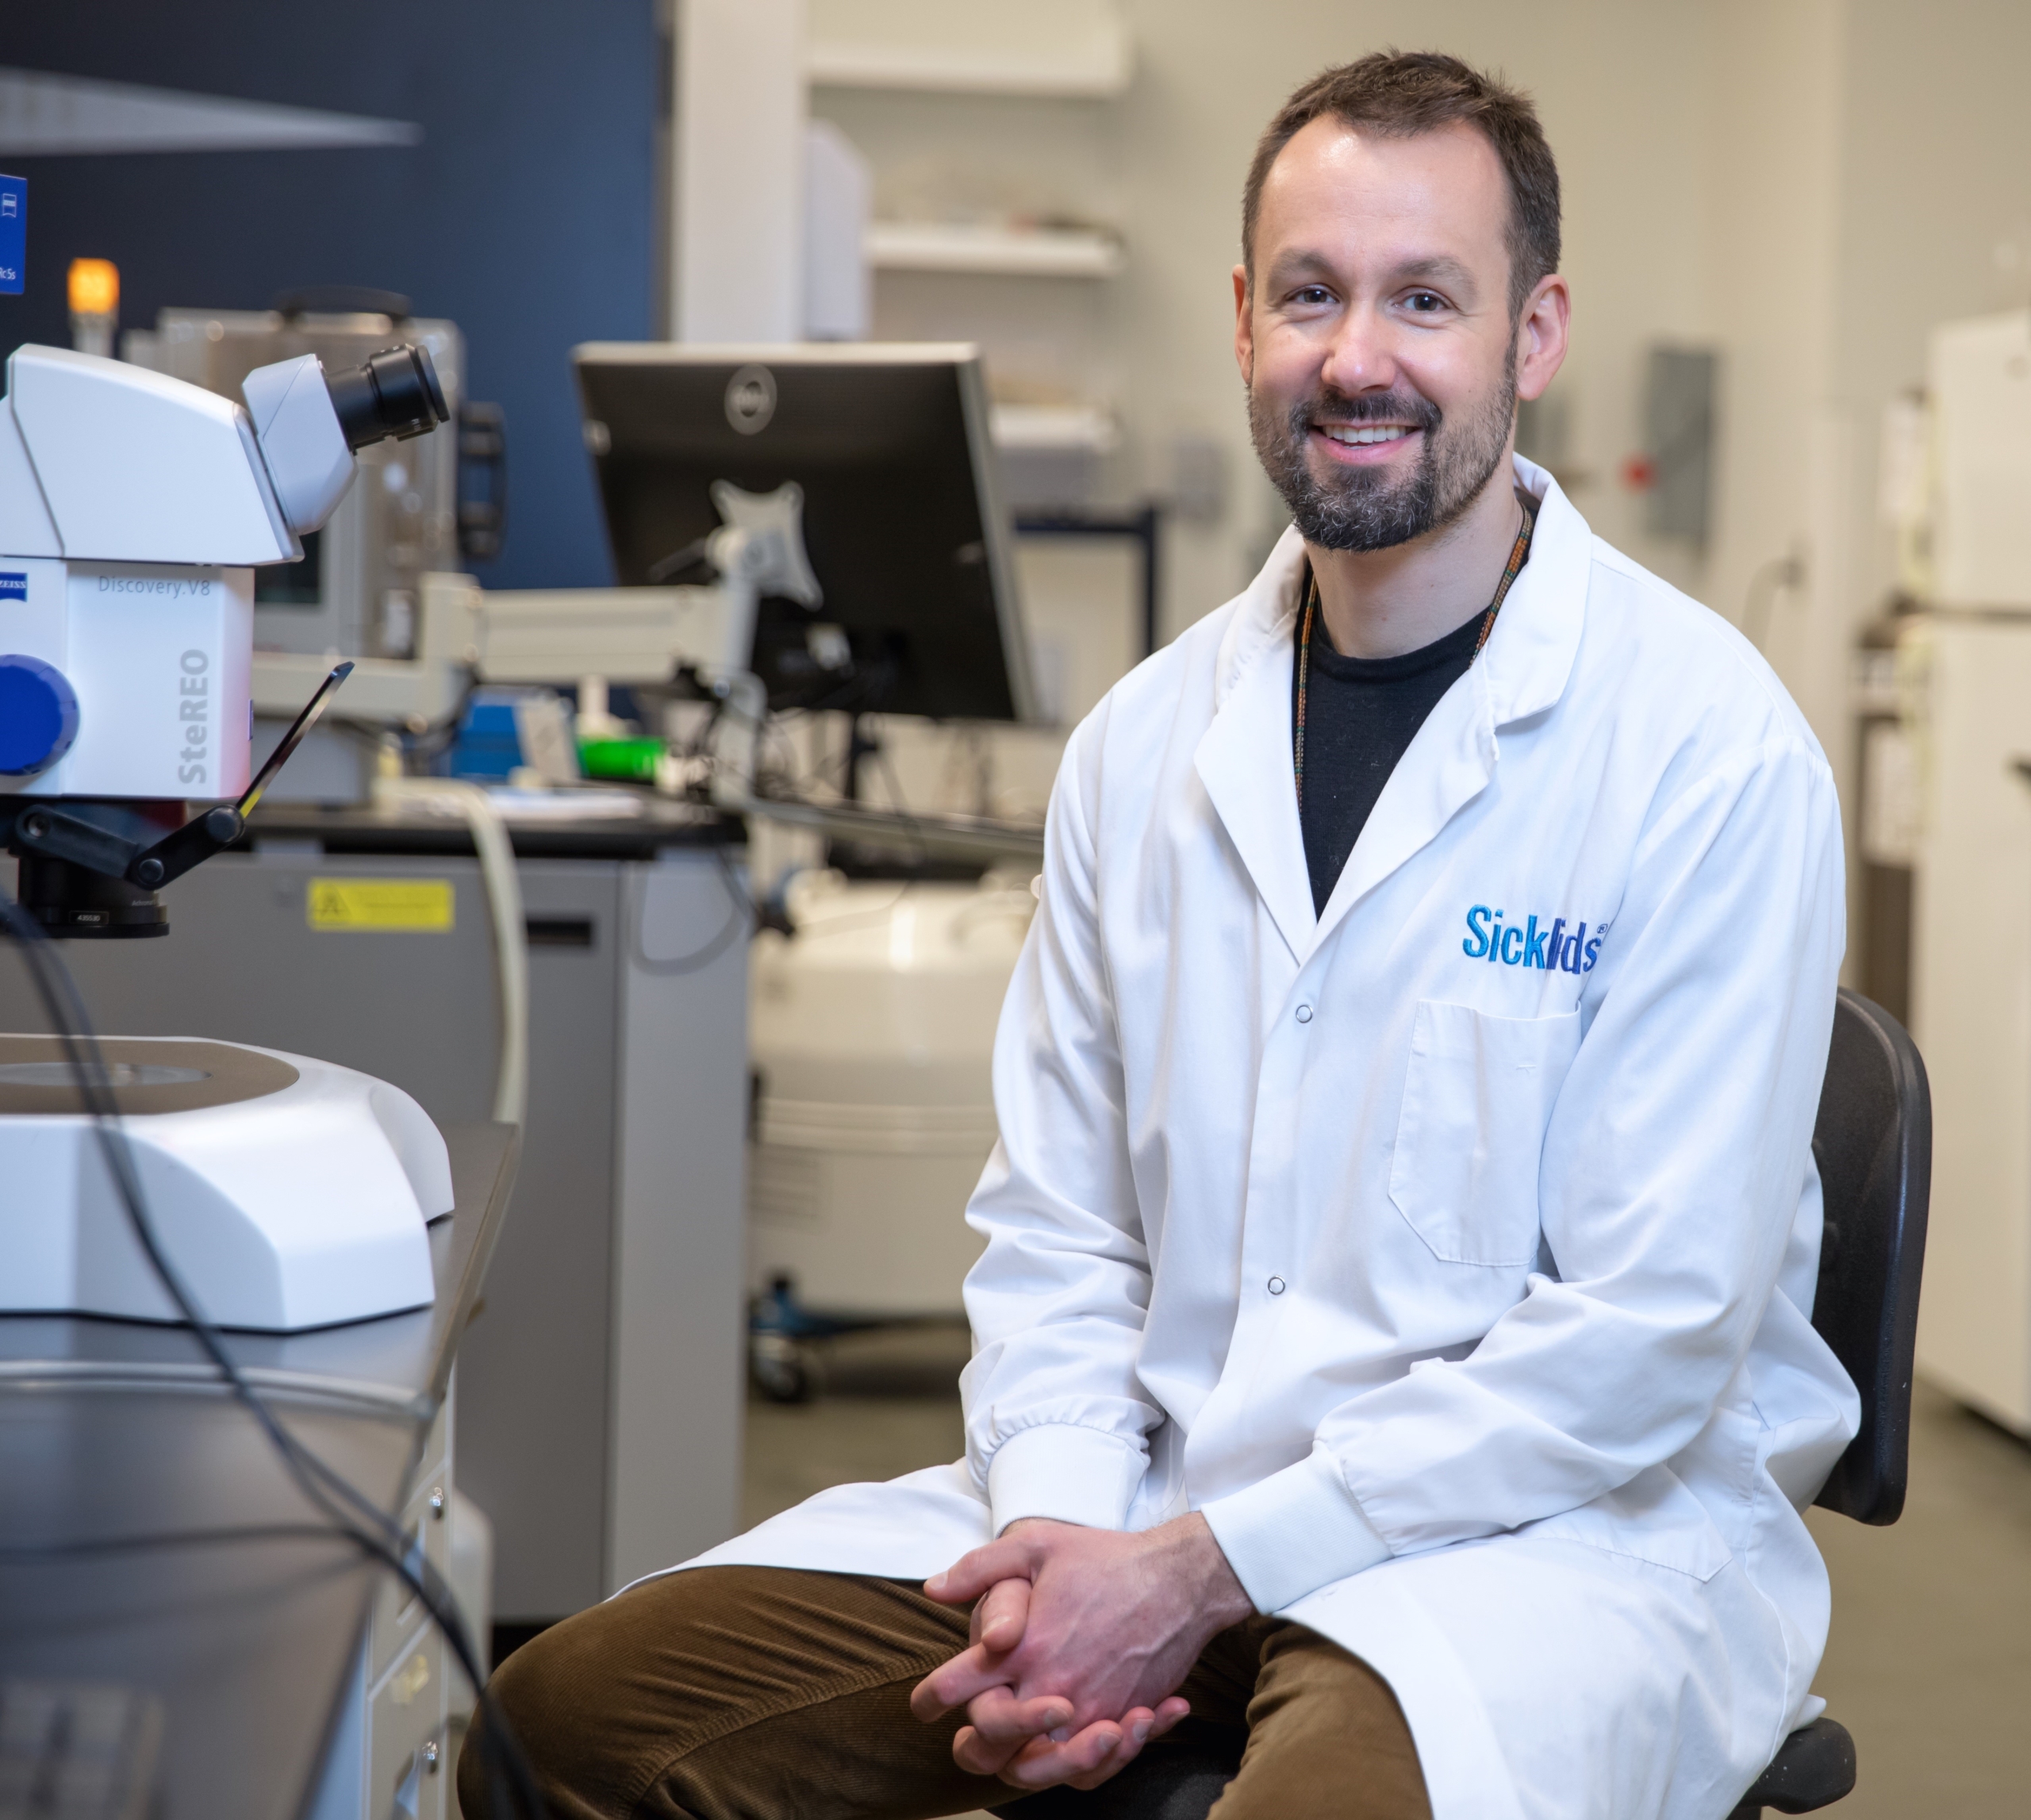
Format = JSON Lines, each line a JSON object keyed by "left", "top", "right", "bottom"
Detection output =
{"left": 908, "top": 1514, "right": 1254, "bottom": 1792}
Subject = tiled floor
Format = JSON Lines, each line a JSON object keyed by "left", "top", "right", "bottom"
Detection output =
{"left": 742, "top": 1321, "right": 970, "bottom": 1532}
{"left": 747, "top": 1339, "right": 2031, "bottom": 1815}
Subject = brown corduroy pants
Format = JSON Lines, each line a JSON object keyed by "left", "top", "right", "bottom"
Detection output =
{"left": 459, "top": 1565, "right": 1431, "bottom": 1820}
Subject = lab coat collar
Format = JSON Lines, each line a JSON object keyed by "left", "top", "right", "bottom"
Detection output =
{"left": 1195, "top": 457, "right": 1588, "bottom": 965}
{"left": 1472, "top": 455, "right": 1588, "bottom": 731}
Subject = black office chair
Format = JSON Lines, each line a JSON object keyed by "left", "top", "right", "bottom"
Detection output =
{"left": 995, "top": 989, "right": 1931, "bottom": 1820}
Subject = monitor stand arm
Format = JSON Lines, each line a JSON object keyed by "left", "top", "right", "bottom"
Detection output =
{"left": 695, "top": 481, "right": 823, "bottom": 813}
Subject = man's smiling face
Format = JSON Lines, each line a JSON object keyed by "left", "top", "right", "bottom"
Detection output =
{"left": 1237, "top": 116, "right": 1524, "bottom": 552}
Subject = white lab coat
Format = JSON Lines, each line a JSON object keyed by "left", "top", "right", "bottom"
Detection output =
{"left": 674, "top": 459, "right": 1857, "bottom": 1820}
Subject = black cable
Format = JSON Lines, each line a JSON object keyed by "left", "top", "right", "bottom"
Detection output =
{"left": 764, "top": 658, "right": 898, "bottom": 723}
{"left": 870, "top": 743, "right": 934, "bottom": 872}
{"left": 399, "top": 674, "right": 483, "bottom": 766}
{"left": 0, "top": 1521, "right": 394, "bottom": 1561}
{"left": 0, "top": 891, "right": 547, "bottom": 1820}
{"left": 317, "top": 675, "right": 478, "bottom": 768}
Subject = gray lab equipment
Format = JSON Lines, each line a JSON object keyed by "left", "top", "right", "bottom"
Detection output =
{"left": 0, "top": 805, "right": 749, "bottom": 1632}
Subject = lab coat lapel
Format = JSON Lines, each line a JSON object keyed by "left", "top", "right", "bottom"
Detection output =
{"left": 1192, "top": 529, "right": 1315, "bottom": 962}
{"left": 1309, "top": 459, "right": 1591, "bottom": 954}
{"left": 1474, "top": 459, "right": 1590, "bottom": 733}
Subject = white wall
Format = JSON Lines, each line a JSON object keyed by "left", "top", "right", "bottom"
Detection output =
{"left": 1696, "top": 0, "right": 1847, "bottom": 758}
{"left": 673, "top": 0, "right": 807, "bottom": 341}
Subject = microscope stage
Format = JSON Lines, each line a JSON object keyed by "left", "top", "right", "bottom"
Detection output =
{"left": 0, "top": 1035, "right": 447, "bottom": 1331}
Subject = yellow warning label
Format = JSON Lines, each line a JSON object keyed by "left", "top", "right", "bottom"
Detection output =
{"left": 307, "top": 878, "right": 455, "bottom": 932}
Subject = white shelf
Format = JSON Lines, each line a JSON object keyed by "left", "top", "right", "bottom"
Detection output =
{"left": 806, "top": 20, "right": 1131, "bottom": 98}
{"left": 866, "top": 220, "right": 1123, "bottom": 278}
{"left": 990, "top": 403, "right": 1118, "bottom": 454}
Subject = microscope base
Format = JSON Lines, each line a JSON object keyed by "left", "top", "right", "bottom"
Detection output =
{"left": 0, "top": 1035, "right": 447, "bottom": 1332}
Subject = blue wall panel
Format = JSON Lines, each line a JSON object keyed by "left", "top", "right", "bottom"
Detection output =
{"left": 0, "top": 0, "right": 660, "bottom": 587}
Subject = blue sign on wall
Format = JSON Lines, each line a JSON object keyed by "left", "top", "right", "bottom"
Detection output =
{"left": 0, "top": 175, "right": 23, "bottom": 295}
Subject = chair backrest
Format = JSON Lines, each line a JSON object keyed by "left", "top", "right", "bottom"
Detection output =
{"left": 1807, "top": 989, "right": 1932, "bottom": 1526}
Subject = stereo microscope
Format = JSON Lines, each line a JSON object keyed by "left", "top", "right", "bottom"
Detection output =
{"left": 0, "top": 340, "right": 463, "bottom": 1331}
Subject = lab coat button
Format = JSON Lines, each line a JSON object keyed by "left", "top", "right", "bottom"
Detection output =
{"left": 1267, "top": 1276, "right": 1286, "bottom": 1295}
{"left": 1295, "top": 1004, "right": 1314, "bottom": 1024}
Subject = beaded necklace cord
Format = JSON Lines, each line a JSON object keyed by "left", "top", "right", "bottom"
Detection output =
{"left": 1293, "top": 493, "right": 1539, "bottom": 808}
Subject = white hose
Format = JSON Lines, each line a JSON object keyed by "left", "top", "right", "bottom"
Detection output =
{"left": 371, "top": 776, "right": 529, "bottom": 1127}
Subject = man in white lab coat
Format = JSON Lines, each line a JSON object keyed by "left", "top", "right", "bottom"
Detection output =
{"left": 468, "top": 50, "right": 1855, "bottom": 1820}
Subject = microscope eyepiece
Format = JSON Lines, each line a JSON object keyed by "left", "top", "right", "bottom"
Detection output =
{"left": 324, "top": 344, "right": 450, "bottom": 450}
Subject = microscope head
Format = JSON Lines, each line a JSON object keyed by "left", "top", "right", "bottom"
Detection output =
{"left": 0, "top": 343, "right": 448, "bottom": 935}
{"left": 0, "top": 340, "right": 451, "bottom": 559}
{"left": 242, "top": 343, "right": 449, "bottom": 538}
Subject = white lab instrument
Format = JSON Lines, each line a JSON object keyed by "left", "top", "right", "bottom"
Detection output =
{"left": 1929, "top": 309, "right": 2031, "bottom": 609}
{"left": 748, "top": 871, "right": 1033, "bottom": 1313}
{"left": 0, "top": 1035, "right": 444, "bottom": 1330}
{"left": 1885, "top": 308, "right": 2031, "bottom": 1433}
{"left": 1901, "top": 616, "right": 2031, "bottom": 1434}
{"left": 0, "top": 340, "right": 444, "bottom": 821}
{"left": 0, "top": 338, "right": 456, "bottom": 1330}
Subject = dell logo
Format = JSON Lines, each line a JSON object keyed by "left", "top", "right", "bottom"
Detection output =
{"left": 724, "top": 364, "right": 777, "bottom": 436}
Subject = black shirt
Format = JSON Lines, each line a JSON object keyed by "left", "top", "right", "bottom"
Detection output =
{"left": 1293, "top": 602, "right": 1485, "bottom": 916}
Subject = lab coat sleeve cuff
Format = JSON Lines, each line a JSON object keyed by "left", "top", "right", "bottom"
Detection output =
{"left": 986, "top": 1425, "right": 1146, "bottom": 1535}
{"left": 1200, "top": 1446, "right": 1392, "bottom": 1614}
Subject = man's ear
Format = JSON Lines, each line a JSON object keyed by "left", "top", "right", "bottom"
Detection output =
{"left": 1233, "top": 264, "right": 1255, "bottom": 387}
{"left": 1515, "top": 273, "right": 1571, "bottom": 403}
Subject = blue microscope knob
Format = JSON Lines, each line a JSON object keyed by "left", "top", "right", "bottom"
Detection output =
{"left": 0, "top": 654, "right": 81, "bottom": 776}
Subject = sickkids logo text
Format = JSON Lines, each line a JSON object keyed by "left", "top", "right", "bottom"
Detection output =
{"left": 1463, "top": 906, "right": 1605, "bottom": 973}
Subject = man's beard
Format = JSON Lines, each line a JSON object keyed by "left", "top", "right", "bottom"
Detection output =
{"left": 1249, "top": 350, "right": 1518, "bottom": 553}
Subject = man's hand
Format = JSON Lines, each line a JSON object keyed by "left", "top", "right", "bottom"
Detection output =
{"left": 909, "top": 1514, "right": 1254, "bottom": 1791}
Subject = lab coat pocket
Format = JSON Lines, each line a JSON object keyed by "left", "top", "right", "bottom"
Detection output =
{"left": 1388, "top": 1000, "right": 1582, "bottom": 1267}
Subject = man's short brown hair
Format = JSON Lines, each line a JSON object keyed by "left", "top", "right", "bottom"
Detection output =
{"left": 1242, "top": 50, "right": 1561, "bottom": 319}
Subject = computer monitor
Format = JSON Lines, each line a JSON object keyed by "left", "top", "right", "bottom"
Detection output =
{"left": 572, "top": 343, "right": 1036, "bottom": 723}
